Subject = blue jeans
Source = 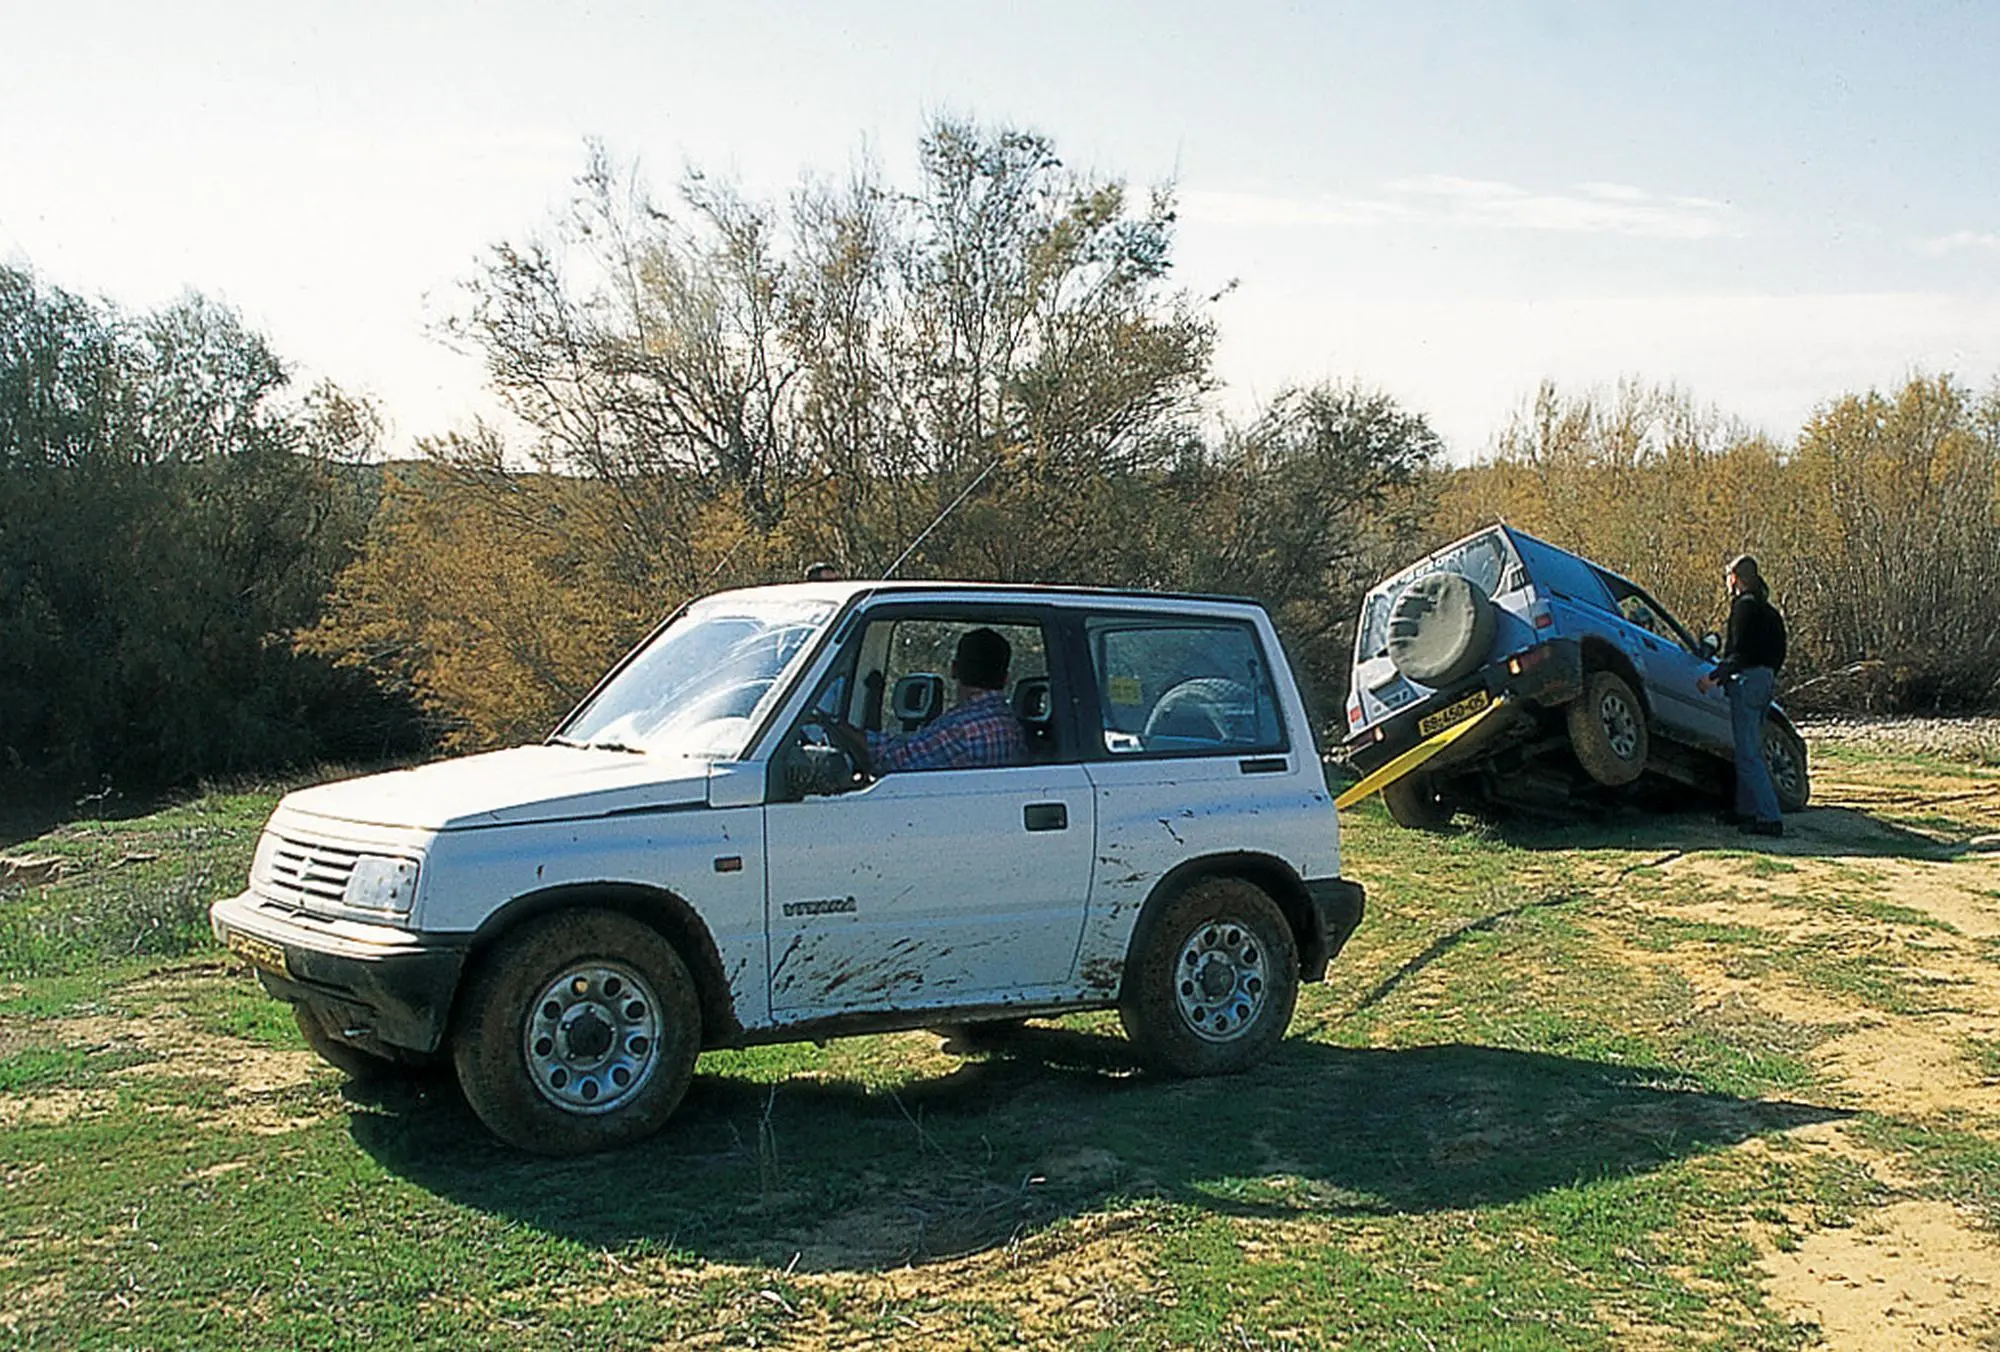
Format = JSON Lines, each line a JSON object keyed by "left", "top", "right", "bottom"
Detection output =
{"left": 1727, "top": 666, "right": 1781, "bottom": 823}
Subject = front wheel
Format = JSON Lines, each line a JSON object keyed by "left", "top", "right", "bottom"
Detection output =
{"left": 454, "top": 909, "right": 701, "bottom": 1155}
{"left": 1119, "top": 878, "right": 1299, "bottom": 1077}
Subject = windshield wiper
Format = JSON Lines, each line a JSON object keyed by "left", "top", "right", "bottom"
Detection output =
{"left": 549, "top": 736, "right": 646, "bottom": 754}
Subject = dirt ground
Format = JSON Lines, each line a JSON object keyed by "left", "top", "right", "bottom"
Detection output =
{"left": 1589, "top": 724, "right": 2000, "bottom": 1350}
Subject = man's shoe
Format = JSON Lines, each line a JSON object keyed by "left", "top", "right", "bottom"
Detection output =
{"left": 1738, "top": 819, "right": 1783, "bottom": 837}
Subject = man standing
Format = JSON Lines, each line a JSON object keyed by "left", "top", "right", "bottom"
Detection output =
{"left": 1696, "top": 555, "right": 1788, "bottom": 837}
{"left": 869, "top": 628, "right": 1027, "bottom": 772}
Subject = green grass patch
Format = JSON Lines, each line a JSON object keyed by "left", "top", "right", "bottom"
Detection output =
{"left": 3, "top": 748, "right": 1998, "bottom": 1345}
{"left": 1964, "top": 1037, "right": 2000, "bottom": 1082}
{"left": 0, "top": 785, "right": 280, "bottom": 980}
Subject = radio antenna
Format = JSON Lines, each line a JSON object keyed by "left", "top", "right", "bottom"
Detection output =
{"left": 880, "top": 452, "right": 1003, "bottom": 581}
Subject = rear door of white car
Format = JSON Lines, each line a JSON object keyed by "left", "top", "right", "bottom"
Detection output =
{"left": 1069, "top": 607, "right": 1336, "bottom": 984}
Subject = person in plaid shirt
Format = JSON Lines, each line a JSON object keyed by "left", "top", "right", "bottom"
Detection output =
{"left": 869, "top": 628, "right": 1028, "bottom": 772}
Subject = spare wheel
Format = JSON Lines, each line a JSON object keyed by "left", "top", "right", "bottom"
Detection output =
{"left": 1386, "top": 573, "right": 1497, "bottom": 687}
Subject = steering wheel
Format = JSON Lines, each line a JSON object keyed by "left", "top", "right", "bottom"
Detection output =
{"left": 805, "top": 715, "right": 874, "bottom": 780}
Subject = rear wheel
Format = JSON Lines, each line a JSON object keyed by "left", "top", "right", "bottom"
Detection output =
{"left": 1382, "top": 775, "right": 1453, "bottom": 831}
{"left": 1763, "top": 720, "right": 1811, "bottom": 812}
{"left": 454, "top": 909, "right": 701, "bottom": 1155}
{"left": 1568, "top": 670, "right": 1649, "bottom": 787}
{"left": 1119, "top": 878, "right": 1298, "bottom": 1077}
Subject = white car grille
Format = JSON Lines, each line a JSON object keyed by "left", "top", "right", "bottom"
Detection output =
{"left": 259, "top": 835, "right": 363, "bottom": 910}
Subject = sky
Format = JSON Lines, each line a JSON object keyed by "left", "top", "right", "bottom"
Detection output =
{"left": 4, "top": 0, "right": 1997, "bottom": 460}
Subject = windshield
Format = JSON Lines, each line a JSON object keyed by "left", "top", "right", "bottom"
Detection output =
{"left": 1357, "top": 529, "right": 1522, "bottom": 661}
{"left": 557, "top": 595, "right": 838, "bottom": 759}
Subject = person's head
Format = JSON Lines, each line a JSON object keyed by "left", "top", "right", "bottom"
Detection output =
{"left": 1726, "top": 554, "right": 1768, "bottom": 600}
{"left": 950, "top": 627, "right": 1011, "bottom": 694}
{"left": 803, "top": 561, "right": 840, "bottom": 583}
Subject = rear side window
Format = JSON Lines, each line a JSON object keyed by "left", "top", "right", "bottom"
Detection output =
{"left": 1510, "top": 534, "right": 1612, "bottom": 610}
{"left": 1086, "top": 619, "right": 1286, "bottom": 757}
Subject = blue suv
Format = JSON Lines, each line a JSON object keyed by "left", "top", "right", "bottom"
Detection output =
{"left": 1342, "top": 525, "right": 1810, "bottom": 828}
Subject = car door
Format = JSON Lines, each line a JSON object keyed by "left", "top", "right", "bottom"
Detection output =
{"left": 761, "top": 606, "right": 1095, "bottom": 1018}
{"left": 1069, "top": 610, "right": 1322, "bottom": 987}
{"left": 1641, "top": 590, "right": 1732, "bottom": 750}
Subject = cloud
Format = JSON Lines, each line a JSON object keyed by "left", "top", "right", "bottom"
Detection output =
{"left": 1919, "top": 230, "right": 2000, "bottom": 255}
{"left": 1577, "top": 181, "right": 1650, "bottom": 203}
{"left": 1183, "top": 176, "right": 1741, "bottom": 240}
{"left": 1176, "top": 189, "right": 1412, "bottom": 228}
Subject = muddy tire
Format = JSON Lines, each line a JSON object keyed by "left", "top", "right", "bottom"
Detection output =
{"left": 1387, "top": 573, "right": 1497, "bottom": 687}
{"left": 1382, "top": 775, "right": 1453, "bottom": 831}
{"left": 454, "top": 909, "right": 701, "bottom": 1156}
{"left": 1119, "top": 877, "right": 1298, "bottom": 1077}
{"left": 1763, "top": 720, "right": 1811, "bottom": 812}
{"left": 1568, "top": 670, "right": 1649, "bottom": 787}
{"left": 294, "top": 1005, "right": 430, "bottom": 1081}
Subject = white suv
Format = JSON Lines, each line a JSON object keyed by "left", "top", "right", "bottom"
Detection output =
{"left": 212, "top": 582, "right": 1365, "bottom": 1154}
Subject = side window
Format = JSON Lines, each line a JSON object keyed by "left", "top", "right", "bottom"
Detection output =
{"left": 773, "top": 612, "right": 1056, "bottom": 798}
{"left": 1515, "top": 536, "right": 1613, "bottom": 609}
{"left": 857, "top": 615, "right": 1055, "bottom": 768}
{"left": 1087, "top": 619, "right": 1286, "bottom": 757}
{"left": 871, "top": 618, "right": 1048, "bottom": 727}
{"left": 1593, "top": 571, "right": 1699, "bottom": 652}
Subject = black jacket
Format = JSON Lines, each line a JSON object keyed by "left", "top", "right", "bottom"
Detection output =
{"left": 1716, "top": 591, "right": 1786, "bottom": 677}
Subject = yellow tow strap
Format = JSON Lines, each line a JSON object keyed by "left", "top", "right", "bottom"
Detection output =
{"left": 1334, "top": 694, "right": 1513, "bottom": 811}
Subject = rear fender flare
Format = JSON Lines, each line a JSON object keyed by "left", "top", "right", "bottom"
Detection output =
{"left": 1124, "top": 854, "right": 1318, "bottom": 992}
{"left": 1576, "top": 638, "right": 1651, "bottom": 720}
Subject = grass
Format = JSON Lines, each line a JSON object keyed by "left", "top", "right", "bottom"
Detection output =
{"left": 3, "top": 741, "right": 1999, "bottom": 1347}
{"left": 0, "top": 782, "right": 285, "bottom": 983}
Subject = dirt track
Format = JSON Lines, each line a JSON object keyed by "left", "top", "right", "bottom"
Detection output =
{"left": 1605, "top": 726, "right": 2000, "bottom": 1348}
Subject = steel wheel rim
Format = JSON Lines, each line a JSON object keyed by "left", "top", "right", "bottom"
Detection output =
{"left": 1765, "top": 729, "right": 1800, "bottom": 798}
{"left": 1600, "top": 690, "right": 1640, "bottom": 761}
{"left": 523, "top": 960, "right": 662, "bottom": 1115}
{"left": 1173, "top": 918, "right": 1269, "bottom": 1043}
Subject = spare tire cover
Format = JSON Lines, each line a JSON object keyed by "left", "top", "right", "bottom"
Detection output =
{"left": 1386, "top": 572, "right": 1497, "bottom": 687}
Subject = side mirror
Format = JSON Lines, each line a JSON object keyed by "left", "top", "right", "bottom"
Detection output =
{"left": 1700, "top": 632, "right": 1721, "bottom": 658}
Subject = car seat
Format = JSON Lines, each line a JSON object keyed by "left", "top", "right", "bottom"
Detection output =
{"left": 891, "top": 673, "right": 945, "bottom": 731}
{"left": 1012, "top": 676, "right": 1055, "bottom": 757}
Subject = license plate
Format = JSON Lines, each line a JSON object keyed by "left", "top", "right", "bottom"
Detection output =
{"left": 225, "top": 929, "right": 290, "bottom": 979}
{"left": 1418, "top": 689, "right": 1491, "bottom": 738}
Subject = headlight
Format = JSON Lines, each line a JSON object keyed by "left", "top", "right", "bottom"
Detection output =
{"left": 344, "top": 856, "right": 420, "bottom": 913}
{"left": 250, "top": 831, "right": 279, "bottom": 887}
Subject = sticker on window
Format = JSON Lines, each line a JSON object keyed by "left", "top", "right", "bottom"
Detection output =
{"left": 1108, "top": 676, "right": 1143, "bottom": 706}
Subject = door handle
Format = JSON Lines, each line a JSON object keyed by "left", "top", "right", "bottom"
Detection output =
{"left": 1023, "top": 802, "right": 1068, "bottom": 832}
